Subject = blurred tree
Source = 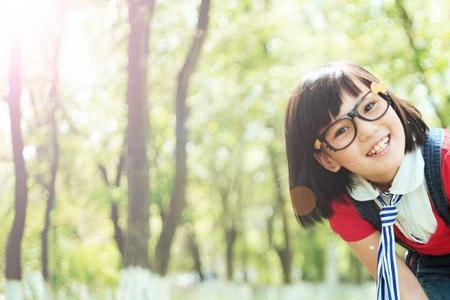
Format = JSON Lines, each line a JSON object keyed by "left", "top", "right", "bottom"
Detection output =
{"left": 301, "top": 228, "right": 325, "bottom": 282}
{"left": 222, "top": 181, "right": 238, "bottom": 281}
{"left": 347, "top": 252, "right": 366, "bottom": 284}
{"left": 185, "top": 223, "right": 205, "bottom": 281}
{"left": 154, "top": 0, "right": 211, "bottom": 276}
{"left": 214, "top": 144, "right": 244, "bottom": 281}
{"left": 41, "top": 1, "right": 66, "bottom": 281}
{"left": 98, "top": 148, "right": 126, "bottom": 260}
{"left": 266, "top": 140, "right": 293, "bottom": 284}
{"left": 124, "top": 0, "right": 154, "bottom": 268}
{"left": 5, "top": 30, "right": 28, "bottom": 295}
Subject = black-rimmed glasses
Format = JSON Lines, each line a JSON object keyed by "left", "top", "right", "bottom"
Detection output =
{"left": 314, "top": 91, "right": 392, "bottom": 152}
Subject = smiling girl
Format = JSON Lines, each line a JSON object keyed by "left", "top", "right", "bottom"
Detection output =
{"left": 285, "top": 62, "right": 450, "bottom": 300}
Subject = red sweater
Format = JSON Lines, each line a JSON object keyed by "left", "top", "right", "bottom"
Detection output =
{"left": 329, "top": 129, "right": 450, "bottom": 255}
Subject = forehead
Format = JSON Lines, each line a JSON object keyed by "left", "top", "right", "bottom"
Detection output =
{"left": 297, "top": 71, "right": 373, "bottom": 142}
{"left": 335, "top": 80, "right": 371, "bottom": 118}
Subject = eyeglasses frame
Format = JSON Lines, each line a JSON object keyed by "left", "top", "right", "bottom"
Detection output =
{"left": 314, "top": 91, "right": 393, "bottom": 152}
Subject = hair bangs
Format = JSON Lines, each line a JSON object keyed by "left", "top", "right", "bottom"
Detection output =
{"left": 297, "top": 70, "right": 370, "bottom": 145}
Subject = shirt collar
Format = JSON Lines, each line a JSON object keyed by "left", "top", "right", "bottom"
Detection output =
{"left": 347, "top": 147, "right": 425, "bottom": 201}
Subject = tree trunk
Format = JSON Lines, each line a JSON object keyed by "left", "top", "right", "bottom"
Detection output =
{"left": 236, "top": 183, "right": 249, "bottom": 283}
{"left": 112, "top": 154, "right": 126, "bottom": 259}
{"left": 99, "top": 152, "right": 126, "bottom": 260}
{"left": 349, "top": 252, "right": 364, "bottom": 283}
{"left": 185, "top": 224, "right": 205, "bottom": 281}
{"left": 5, "top": 34, "right": 28, "bottom": 281}
{"left": 216, "top": 182, "right": 238, "bottom": 281}
{"left": 41, "top": 3, "right": 65, "bottom": 280}
{"left": 267, "top": 143, "right": 293, "bottom": 284}
{"left": 124, "top": 0, "right": 154, "bottom": 268}
{"left": 225, "top": 226, "right": 237, "bottom": 281}
{"left": 276, "top": 192, "right": 293, "bottom": 284}
{"left": 154, "top": 0, "right": 210, "bottom": 276}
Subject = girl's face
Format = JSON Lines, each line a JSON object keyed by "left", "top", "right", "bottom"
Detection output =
{"left": 315, "top": 81, "right": 406, "bottom": 185}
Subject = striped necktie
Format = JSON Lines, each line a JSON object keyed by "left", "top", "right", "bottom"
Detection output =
{"left": 376, "top": 193, "right": 403, "bottom": 300}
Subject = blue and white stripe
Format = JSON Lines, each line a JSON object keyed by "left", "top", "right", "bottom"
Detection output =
{"left": 376, "top": 194, "right": 403, "bottom": 300}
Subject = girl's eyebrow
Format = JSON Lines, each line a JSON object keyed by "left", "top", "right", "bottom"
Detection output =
{"left": 334, "top": 90, "right": 371, "bottom": 120}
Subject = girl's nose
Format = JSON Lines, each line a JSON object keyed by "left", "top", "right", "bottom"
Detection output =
{"left": 356, "top": 118, "right": 379, "bottom": 143}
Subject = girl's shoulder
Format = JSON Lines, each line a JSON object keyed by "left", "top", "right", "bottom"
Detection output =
{"left": 328, "top": 193, "right": 376, "bottom": 242}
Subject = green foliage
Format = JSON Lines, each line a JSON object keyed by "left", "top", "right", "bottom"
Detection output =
{"left": 60, "top": 242, "right": 118, "bottom": 287}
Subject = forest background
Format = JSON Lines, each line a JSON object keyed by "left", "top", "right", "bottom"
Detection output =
{"left": 0, "top": 0, "right": 449, "bottom": 299}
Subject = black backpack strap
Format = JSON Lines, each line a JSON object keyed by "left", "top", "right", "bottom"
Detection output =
{"left": 354, "top": 200, "right": 381, "bottom": 231}
{"left": 423, "top": 128, "right": 450, "bottom": 225}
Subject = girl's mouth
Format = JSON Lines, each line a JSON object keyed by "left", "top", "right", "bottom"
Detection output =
{"left": 366, "top": 134, "right": 390, "bottom": 157}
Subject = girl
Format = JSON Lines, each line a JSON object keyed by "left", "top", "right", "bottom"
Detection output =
{"left": 284, "top": 62, "right": 450, "bottom": 300}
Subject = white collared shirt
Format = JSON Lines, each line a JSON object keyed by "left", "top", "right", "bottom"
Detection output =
{"left": 347, "top": 148, "right": 437, "bottom": 244}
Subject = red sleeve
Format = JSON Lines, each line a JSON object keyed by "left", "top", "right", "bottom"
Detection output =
{"left": 442, "top": 129, "right": 450, "bottom": 202}
{"left": 328, "top": 195, "right": 376, "bottom": 242}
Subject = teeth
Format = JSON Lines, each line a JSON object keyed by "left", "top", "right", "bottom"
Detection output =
{"left": 367, "top": 136, "right": 389, "bottom": 157}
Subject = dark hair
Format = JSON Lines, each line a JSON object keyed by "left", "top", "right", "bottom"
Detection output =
{"left": 284, "top": 62, "right": 428, "bottom": 227}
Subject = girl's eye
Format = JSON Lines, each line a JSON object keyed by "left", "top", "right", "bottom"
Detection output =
{"left": 334, "top": 127, "right": 347, "bottom": 138}
{"left": 364, "top": 102, "right": 375, "bottom": 112}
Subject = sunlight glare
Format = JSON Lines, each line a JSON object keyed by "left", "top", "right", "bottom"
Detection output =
{"left": 0, "top": 0, "right": 53, "bottom": 35}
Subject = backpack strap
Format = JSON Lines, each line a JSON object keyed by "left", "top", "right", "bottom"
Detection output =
{"left": 354, "top": 201, "right": 381, "bottom": 231}
{"left": 423, "top": 128, "right": 450, "bottom": 224}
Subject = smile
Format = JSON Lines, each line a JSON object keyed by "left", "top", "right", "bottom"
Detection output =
{"left": 366, "top": 135, "right": 390, "bottom": 157}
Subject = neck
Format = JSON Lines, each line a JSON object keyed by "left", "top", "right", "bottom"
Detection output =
{"left": 365, "top": 166, "right": 399, "bottom": 193}
{"left": 373, "top": 182, "right": 391, "bottom": 193}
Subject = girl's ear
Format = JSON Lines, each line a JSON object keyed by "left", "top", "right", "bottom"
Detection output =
{"left": 313, "top": 152, "right": 341, "bottom": 173}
